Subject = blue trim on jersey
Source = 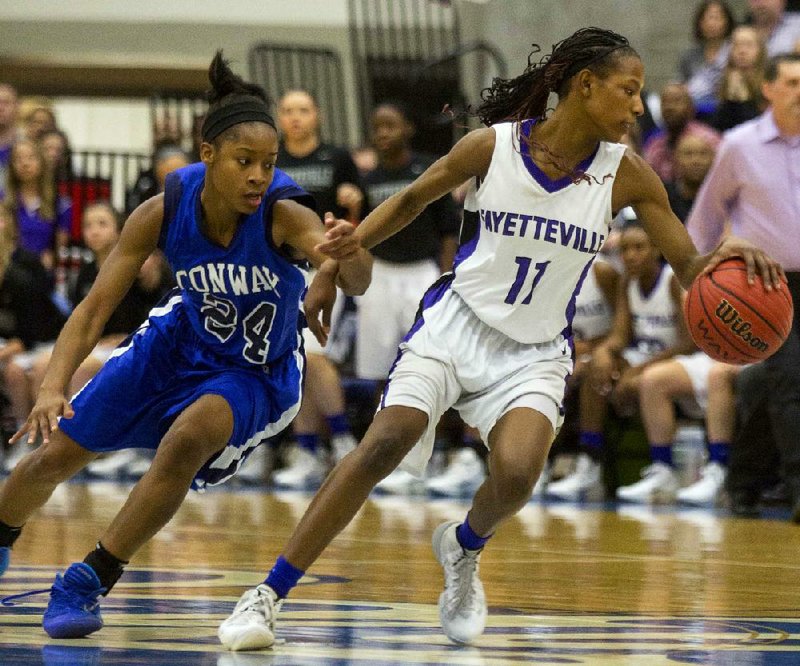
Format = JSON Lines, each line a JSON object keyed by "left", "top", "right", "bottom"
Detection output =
{"left": 561, "top": 257, "right": 596, "bottom": 340}
{"left": 520, "top": 120, "right": 599, "bottom": 193}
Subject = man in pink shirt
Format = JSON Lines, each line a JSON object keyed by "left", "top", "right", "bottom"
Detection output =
{"left": 643, "top": 82, "right": 721, "bottom": 182}
{"left": 687, "top": 53, "right": 800, "bottom": 520}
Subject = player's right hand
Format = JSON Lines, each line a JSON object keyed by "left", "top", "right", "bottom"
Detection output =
{"left": 304, "top": 270, "right": 336, "bottom": 347}
{"left": 10, "top": 389, "right": 74, "bottom": 446}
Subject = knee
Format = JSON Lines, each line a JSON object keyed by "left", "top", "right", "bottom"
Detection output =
{"left": 20, "top": 440, "right": 88, "bottom": 484}
{"left": 489, "top": 461, "right": 537, "bottom": 509}
{"left": 357, "top": 429, "right": 416, "bottom": 478}
{"left": 158, "top": 426, "right": 222, "bottom": 475}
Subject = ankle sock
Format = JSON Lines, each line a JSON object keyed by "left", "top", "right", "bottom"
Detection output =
{"left": 296, "top": 434, "right": 319, "bottom": 454}
{"left": 0, "top": 519, "right": 22, "bottom": 548}
{"left": 83, "top": 542, "right": 128, "bottom": 594}
{"left": 650, "top": 444, "right": 674, "bottom": 467}
{"left": 455, "top": 516, "right": 492, "bottom": 552}
{"left": 579, "top": 431, "right": 604, "bottom": 462}
{"left": 325, "top": 413, "right": 351, "bottom": 436}
{"left": 264, "top": 555, "right": 305, "bottom": 599}
{"left": 708, "top": 441, "right": 729, "bottom": 466}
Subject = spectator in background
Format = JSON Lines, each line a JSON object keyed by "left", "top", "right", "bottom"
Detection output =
{"left": 687, "top": 52, "right": 800, "bottom": 521}
{"left": 4, "top": 138, "right": 70, "bottom": 272}
{"left": 126, "top": 144, "right": 190, "bottom": 214}
{"left": 19, "top": 98, "right": 57, "bottom": 142}
{"left": 665, "top": 131, "right": 717, "bottom": 223}
{"left": 712, "top": 25, "right": 769, "bottom": 131}
{"left": 28, "top": 202, "right": 174, "bottom": 479}
{"left": 746, "top": 0, "right": 800, "bottom": 55}
{"left": 678, "top": 0, "right": 736, "bottom": 121}
{"left": 39, "top": 128, "right": 74, "bottom": 191}
{"left": 357, "top": 102, "right": 460, "bottom": 494}
{"left": 643, "top": 82, "right": 721, "bottom": 183}
{"left": 0, "top": 202, "right": 67, "bottom": 471}
{"left": 0, "top": 84, "right": 19, "bottom": 199}
{"left": 267, "top": 89, "right": 364, "bottom": 489}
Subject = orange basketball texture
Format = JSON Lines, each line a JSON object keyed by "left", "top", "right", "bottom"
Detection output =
{"left": 684, "top": 258, "right": 793, "bottom": 365}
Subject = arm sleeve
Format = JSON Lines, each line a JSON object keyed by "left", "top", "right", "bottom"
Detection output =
{"left": 685, "top": 139, "right": 740, "bottom": 252}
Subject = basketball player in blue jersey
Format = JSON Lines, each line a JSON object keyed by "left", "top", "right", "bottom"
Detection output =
{"left": 219, "top": 28, "right": 784, "bottom": 650}
{"left": 0, "top": 51, "right": 371, "bottom": 639}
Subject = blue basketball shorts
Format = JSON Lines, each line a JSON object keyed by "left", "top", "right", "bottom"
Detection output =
{"left": 60, "top": 295, "right": 304, "bottom": 491}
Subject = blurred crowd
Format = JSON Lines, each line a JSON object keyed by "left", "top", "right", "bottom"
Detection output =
{"left": 0, "top": 0, "right": 799, "bottom": 522}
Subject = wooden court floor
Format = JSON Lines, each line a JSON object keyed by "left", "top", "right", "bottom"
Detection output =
{"left": 2, "top": 479, "right": 800, "bottom": 665}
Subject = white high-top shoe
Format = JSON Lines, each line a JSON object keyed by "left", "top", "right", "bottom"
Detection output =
{"left": 545, "top": 453, "right": 603, "bottom": 501}
{"left": 425, "top": 449, "right": 485, "bottom": 497}
{"left": 616, "top": 462, "right": 679, "bottom": 504}
{"left": 676, "top": 462, "right": 727, "bottom": 506}
{"left": 218, "top": 584, "right": 282, "bottom": 651}
{"left": 271, "top": 447, "right": 326, "bottom": 489}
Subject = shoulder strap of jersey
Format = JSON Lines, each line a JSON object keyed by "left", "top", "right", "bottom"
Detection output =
{"left": 159, "top": 170, "right": 183, "bottom": 251}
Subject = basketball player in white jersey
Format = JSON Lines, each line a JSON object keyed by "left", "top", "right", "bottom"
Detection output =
{"left": 219, "top": 27, "right": 783, "bottom": 650}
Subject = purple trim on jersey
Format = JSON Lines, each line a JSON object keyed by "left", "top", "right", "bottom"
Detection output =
{"left": 638, "top": 262, "right": 665, "bottom": 300}
{"left": 452, "top": 214, "right": 480, "bottom": 271}
{"left": 561, "top": 258, "right": 596, "bottom": 339}
{"left": 519, "top": 120, "right": 599, "bottom": 193}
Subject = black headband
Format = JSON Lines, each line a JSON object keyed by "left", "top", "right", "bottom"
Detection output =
{"left": 201, "top": 100, "right": 275, "bottom": 143}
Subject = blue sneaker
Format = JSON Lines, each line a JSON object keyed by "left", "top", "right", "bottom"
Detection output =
{"left": 0, "top": 546, "right": 9, "bottom": 576}
{"left": 43, "top": 563, "right": 106, "bottom": 638}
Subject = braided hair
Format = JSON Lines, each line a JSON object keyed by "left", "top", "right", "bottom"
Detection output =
{"left": 478, "top": 27, "right": 637, "bottom": 126}
{"left": 477, "top": 28, "right": 638, "bottom": 184}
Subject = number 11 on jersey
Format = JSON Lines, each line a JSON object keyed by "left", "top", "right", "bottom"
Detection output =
{"left": 504, "top": 257, "right": 551, "bottom": 305}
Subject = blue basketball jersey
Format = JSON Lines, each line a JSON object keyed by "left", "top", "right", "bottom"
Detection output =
{"left": 159, "top": 163, "right": 313, "bottom": 367}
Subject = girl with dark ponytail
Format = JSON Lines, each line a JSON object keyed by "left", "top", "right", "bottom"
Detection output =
{"left": 217, "top": 26, "right": 782, "bottom": 652}
{"left": 0, "top": 50, "right": 372, "bottom": 639}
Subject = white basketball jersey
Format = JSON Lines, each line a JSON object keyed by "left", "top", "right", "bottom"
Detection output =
{"left": 452, "top": 121, "right": 626, "bottom": 344}
{"left": 628, "top": 264, "right": 679, "bottom": 355}
{"left": 573, "top": 259, "right": 616, "bottom": 341}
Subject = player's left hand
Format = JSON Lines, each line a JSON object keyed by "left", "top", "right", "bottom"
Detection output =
{"left": 315, "top": 213, "right": 362, "bottom": 261}
{"left": 704, "top": 236, "right": 786, "bottom": 290}
{"left": 304, "top": 268, "right": 337, "bottom": 346}
{"left": 336, "top": 183, "right": 364, "bottom": 221}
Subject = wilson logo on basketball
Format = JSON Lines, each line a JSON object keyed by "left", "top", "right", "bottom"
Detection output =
{"left": 715, "top": 299, "right": 769, "bottom": 352}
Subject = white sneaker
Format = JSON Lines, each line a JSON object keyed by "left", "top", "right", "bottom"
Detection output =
{"left": 218, "top": 584, "right": 282, "bottom": 651}
{"left": 676, "top": 462, "right": 727, "bottom": 506}
{"left": 545, "top": 454, "right": 603, "bottom": 501}
{"left": 236, "top": 445, "right": 272, "bottom": 485}
{"left": 86, "top": 450, "right": 140, "bottom": 478}
{"left": 616, "top": 462, "right": 679, "bottom": 504}
{"left": 123, "top": 450, "right": 154, "bottom": 479}
{"left": 431, "top": 521, "right": 487, "bottom": 644}
{"left": 272, "top": 447, "right": 326, "bottom": 489}
{"left": 374, "top": 469, "right": 425, "bottom": 495}
{"left": 425, "top": 449, "right": 485, "bottom": 497}
{"left": 330, "top": 432, "right": 357, "bottom": 463}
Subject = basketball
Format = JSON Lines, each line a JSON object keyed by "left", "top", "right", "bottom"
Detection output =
{"left": 684, "top": 257, "right": 794, "bottom": 365}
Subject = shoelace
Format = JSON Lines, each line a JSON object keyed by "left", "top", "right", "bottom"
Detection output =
{"left": 1, "top": 588, "right": 52, "bottom": 607}
{"left": 445, "top": 550, "right": 481, "bottom": 615}
{"left": 236, "top": 587, "right": 279, "bottom": 619}
{"left": 48, "top": 574, "right": 105, "bottom": 612}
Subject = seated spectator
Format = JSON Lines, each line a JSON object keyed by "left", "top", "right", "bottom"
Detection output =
{"left": 643, "top": 82, "right": 721, "bottom": 183}
{"left": 5, "top": 138, "right": 71, "bottom": 272}
{"left": 40, "top": 128, "right": 74, "bottom": 186}
{"left": 547, "top": 221, "right": 696, "bottom": 501}
{"left": 26, "top": 202, "right": 174, "bottom": 478}
{"left": 678, "top": 0, "right": 736, "bottom": 120}
{"left": 746, "top": 0, "right": 800, "bottom": 55}
{"left": 19, "top": 97, "right": 57, "bottom": 142}
{"left": 711, "top": 25, "right": 769, "bottom": 131}
{"left": 0, "top": 83, "right": 19, "bottom": 199}
{"left": 0, "top": 202, "right": 67, "bottom": 469}
{"left": 665, "top": 131, "right": 717, "bottom": 223}
{"left": 541, "top": 257, "right": 620, "bottom": 499}
{"left": 616, "top": 357, "right": 741, "bottom": 505}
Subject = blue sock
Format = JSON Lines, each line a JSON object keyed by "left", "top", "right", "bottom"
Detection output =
{"left": 296, "top": 433, "right": 319, "bottom": 454}
{"left": 325, "top": 413, "right": 351, "bottom": 436}
{"left": 707, "top": 441, "right": 729, "bottom": 466}
{"left": 651, "top": 444, "right": 673, "bottom": 466}
{"left": 579, "top": 431, "right": 604, "bottom": 461}
{"left": 264, "top": 556, "right": 305, "bottom": 599}
{"left": 455, "top": 516, "right": 492, "bottom": 551}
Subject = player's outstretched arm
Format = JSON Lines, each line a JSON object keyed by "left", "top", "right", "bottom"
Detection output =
{"left": 348, "top": 127, "right": 495, "bottom": 252}
{"left": 12, "top": 196, "right": 163, "bottom": 445}
{"left": 615, "top": 151, "right": 784, "bottom": 290}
